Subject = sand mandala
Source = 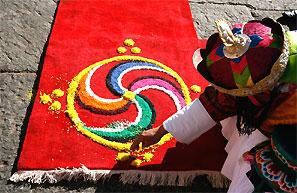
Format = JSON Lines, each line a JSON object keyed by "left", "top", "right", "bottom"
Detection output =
{"left": 66, "top": 39, "right": 194, "bottom": 164}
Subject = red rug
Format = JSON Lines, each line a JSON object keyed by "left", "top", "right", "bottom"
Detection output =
{"left": 11, "top": 0, "right": 228, "bottom": 187}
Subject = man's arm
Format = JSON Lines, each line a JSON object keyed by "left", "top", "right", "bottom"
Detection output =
{"left": 131, "top": 86, "right": 238, "bottom": 150}
{"left": 163, "top": 98, "right": 217, "bottom": 144}
{"left": 130, "top": 125, "right": 168, "bottom": 150}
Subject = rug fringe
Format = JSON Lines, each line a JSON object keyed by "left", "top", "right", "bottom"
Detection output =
{"left": 10, "top": 166, "right": 230, "bottom": 188}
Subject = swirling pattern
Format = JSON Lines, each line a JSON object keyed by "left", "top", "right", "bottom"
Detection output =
{"left": 67, "top": 55, "right": 191, "bottom": 151}
{"left": 255, "top": 144, "right": 297, "bottom": 192}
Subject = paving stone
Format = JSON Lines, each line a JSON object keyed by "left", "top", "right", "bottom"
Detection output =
{"left": 189, "top": 0, "right": 297, "bottom": 11}
{"left": 251, "top": 10, "right": 284, "bottom": 20}
{"left": 0, "top": 0, "right": 57, "bottom": 73}
{"left": 190, "top": 3, "right": 254, "bottom": 38}
{"left": 0, "top": 73, "right": 33, "bottom": 192}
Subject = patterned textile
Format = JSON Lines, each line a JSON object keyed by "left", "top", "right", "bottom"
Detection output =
{"left": 253, "top": 133, "right": 297, "bottom": 193}
{"left": 262, "top": 89, "right": 297, "bottom": 133}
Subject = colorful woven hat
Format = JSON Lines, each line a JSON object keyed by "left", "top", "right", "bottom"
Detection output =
{"left": 197, "top": 18, "right": 289, "bottom": 96}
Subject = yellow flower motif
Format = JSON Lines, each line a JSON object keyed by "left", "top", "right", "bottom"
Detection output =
{"left": 116, "top": 152, "right": 130, "bottom": 161}
{"left": 123, "top": 91, "right": 136, "bottom": 101}
{"left": 40, "top": 93, "right": 52, "bottom": 104}
{"left": 130, "top": 159, "right": 142, "bottom": 167}
{"left": 143, "top": 152, "right": 154, "bottom": 162}
{"left": 49, "top": 101, "right": 62, "bottom": 111}
{"left": 131, "top": 47, "right": 141, "bottom": 54}
{"left": 190, "top": 85, "right": 201, "bottom": 93}
{"left": 52, "top": 88, "right": 64, "bottom": 98}
{"left": 117, "top": 47, "right": 127, "bottom": 54}
{"left": 124, "top": 38, "right": 135, "bottom": 46}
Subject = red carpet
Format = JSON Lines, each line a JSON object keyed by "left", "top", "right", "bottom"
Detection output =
{"left": 11, "top": 0, "right": 228, "bottom": 187}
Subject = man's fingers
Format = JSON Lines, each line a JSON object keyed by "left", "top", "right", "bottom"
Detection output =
{"left": 130, "top": 136, "right": 142, "bottom": 151}
{"left": 142, "top": 141, "right": 152, "bottom": 149}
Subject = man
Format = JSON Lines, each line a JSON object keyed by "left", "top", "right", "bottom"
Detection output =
{"left": 131, "top": 14, "right": 297, "bottom": 192}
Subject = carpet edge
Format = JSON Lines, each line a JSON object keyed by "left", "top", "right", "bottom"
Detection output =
{"left": 9, "top": 166, "right": 230, "bottom": 188}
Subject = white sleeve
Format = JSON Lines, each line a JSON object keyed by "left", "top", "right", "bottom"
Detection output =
{"left": 163, "top": 99, "right": 217, "bottom": 144}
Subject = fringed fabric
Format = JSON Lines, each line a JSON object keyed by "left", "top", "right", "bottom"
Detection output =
{"left": 10, "top": 166, "right": 230, "bottom": 188}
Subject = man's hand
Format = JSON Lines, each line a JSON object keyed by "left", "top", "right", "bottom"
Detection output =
{"left": 130, "top": 125, "right": 168, "bottom": 151}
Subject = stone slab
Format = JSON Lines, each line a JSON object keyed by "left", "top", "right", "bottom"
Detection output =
{"left": 190, "top": 3, "right": 254, "bottom": 38}
{"left": 189, "top": 0, "right": 297, "bottom": 11}
{"left": 0, "top": 0, "right": 56, "bottom": 72}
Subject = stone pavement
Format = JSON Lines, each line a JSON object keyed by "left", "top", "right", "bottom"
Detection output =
{"left": 0, "top": 0, "right": 296, "bottom": 192}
